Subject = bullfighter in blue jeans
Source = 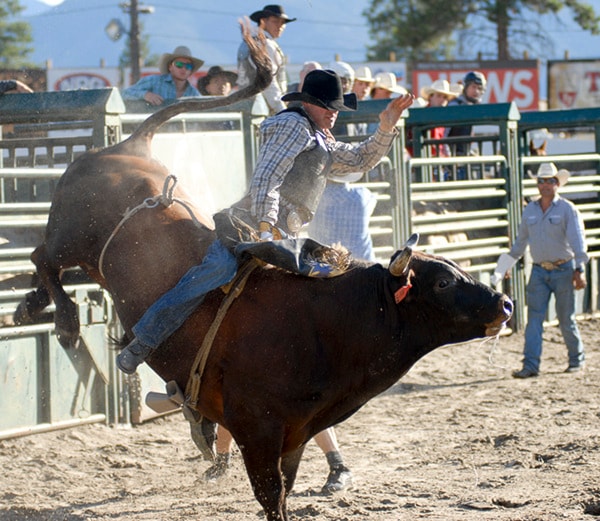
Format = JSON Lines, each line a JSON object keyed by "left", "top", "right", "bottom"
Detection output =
{"left": 491, "top": 162, "right": 588, "bottom": 378}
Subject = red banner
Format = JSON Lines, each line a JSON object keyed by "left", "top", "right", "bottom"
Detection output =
{"left": 412, "top": 60, "right": 540, "bottom": 111}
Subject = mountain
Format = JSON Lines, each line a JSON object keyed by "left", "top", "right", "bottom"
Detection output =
{"left": 19, "top": 0, "right": 371, "bottom": 69}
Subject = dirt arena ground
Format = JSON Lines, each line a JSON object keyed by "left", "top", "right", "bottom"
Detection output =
{"left": 1, "top": 318, "right": 599, "bottom": 520}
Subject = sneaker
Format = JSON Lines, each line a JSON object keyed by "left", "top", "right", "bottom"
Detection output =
{"left": 512, "top": 368, "right": 539, "bottom": 379}
{"left": 321, "top": 465, "right": 353, "bottom": 494}
{"left": 565, "top": 365, "right": 584, "bottom": 373}
{"left": 203, "top": 453, "right": 231, "bottom": 481}
{"left": 116, "top": 338, "right": 154, "bottom": 374}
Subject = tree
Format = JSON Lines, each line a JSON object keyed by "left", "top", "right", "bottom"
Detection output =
{"left": 0, "top": 0, "right": 33, "bottom": 67}
{"left": 363, "top": 0, "right": 600, "bottom": 63}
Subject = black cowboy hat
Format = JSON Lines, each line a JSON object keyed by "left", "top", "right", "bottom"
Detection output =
{"left": 282, "top": 69, "right": 357, "bottom": 111}
{"left": 197, "top": 66, "right": 238, "bottom": 95}
{"left": 250, "top": 5, "right": 296, "bottom": 23}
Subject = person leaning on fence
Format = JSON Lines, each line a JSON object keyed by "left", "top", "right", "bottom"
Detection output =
{"left": 121, "top": 45, "right": 203, "bottom": 105}
{"left": 491, "top": 162, "right": 588, "bottom": 379}
{"left": 0, "top": 80, "right": 33, "bottom": 94}
{"left": 419, "top": 79, "right": 458, "bottom": 159}
{"left": 444, "top": 71, "right": 486, "bottom": 156}
{"left": 197, "top": 66, "right": 238, "bottom": 97}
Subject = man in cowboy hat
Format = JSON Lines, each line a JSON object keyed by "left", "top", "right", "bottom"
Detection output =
{"left": 417, "top": 79, "right": 459, "bottom": 159}
{"left": 238, "top": 5, "right": 296, "bottom": 114}
{"left": 197, "top": 66, "right": 238, "bottom": 97}
{"left": 491, "top": 162, "right": 588, "bottom": 378}
{"left": 352, "top": 66, "right": 375, "bottom": 102}
{"left": 122, "top": 45, "right": 203, "bottom": 105}
{"left": 117, "top": 68, "right": 413, "bottom": 369}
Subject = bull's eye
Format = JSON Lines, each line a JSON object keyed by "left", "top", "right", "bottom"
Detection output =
{"left": 436, "top": 278, "right": 450, "bottom": 289}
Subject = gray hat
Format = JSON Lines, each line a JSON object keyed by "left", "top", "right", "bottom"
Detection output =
{"left": 159, "top": 46, "right": 204, "bottom": 75}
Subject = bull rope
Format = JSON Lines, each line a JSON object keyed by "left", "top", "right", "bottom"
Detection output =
{"left": 184, "top": 258, "right": 258, "bottom": 409}
{"left": 98, "top": 175, "right": 204, "bottom": 279}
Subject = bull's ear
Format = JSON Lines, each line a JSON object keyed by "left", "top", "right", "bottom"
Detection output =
{"left": 389, "top": 247, "right": 412, "bottom": 277}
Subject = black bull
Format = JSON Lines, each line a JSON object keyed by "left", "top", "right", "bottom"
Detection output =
{"left": 12, "top": 41, "right": 513, "bottom": 521}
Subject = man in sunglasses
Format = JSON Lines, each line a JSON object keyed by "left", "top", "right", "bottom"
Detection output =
{"left": 122, "top": 45, "right": 203, "bottom": 106}
{"left": 491, "top": 162, "right": 588, "bottom": 378}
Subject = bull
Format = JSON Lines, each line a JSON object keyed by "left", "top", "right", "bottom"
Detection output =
{"left": 13, "top": 25, "right": 513, "bottom": 521}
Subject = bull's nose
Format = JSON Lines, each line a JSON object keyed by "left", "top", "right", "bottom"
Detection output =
{"left": 501, "top": 295, "right": 513, "bottom": 318}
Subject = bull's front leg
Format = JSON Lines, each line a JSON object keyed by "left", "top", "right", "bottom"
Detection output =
{"left": 239, "top": 437, "right": 289, "bottom": 521}
{"left": 30, "top": 244, "right": 80, "bottom": 349}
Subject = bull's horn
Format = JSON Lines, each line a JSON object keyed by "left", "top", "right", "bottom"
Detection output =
{"left": 403, "top": 233, "right": 419, "bottom": 249}
{"left": 389, "top": 248, "right": 412, "bottom": 277}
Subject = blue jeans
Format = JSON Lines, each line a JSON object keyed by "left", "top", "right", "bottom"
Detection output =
{"left": 132, "top": 239, "right": 238, "bottom": 348}
{"left": 522, "top": 261, "right": 585, "bottom": 372}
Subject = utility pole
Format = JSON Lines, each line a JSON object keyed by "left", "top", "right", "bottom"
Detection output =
{"left": 118, "top": 1, "right": 154, "bottom": 84}
{"left": 129, "top": 0, "right": 142, "bottom": 83}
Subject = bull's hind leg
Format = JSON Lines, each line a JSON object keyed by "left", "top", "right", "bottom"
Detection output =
{"left": 13, "top": 285, "right": 50, "bottom": 325}
{"left": 25, "top": 244, "right": 80, "bottom": 348}
{"left": 281, "top": 445, "right": 305, "bottom": 495}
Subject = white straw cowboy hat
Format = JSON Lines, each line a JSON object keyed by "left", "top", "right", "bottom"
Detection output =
{"left": 419, "top": 79, "right": 458, "bottom": 100}
{"left": 354, "top": 66, "right": 375, "bottom": 83}
{"left": 159, "top": 46, "right": 204, "bottom": 74}
{"left": 529, "top": 162, "right": 570, "bottom": 186}
{"left": 373, "top": 72, "right": 407, "bottom": 94}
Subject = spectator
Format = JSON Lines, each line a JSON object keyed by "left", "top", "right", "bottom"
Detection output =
{"left": 419, "top": 79, "right": 458, "bottom": 158}
{"left": 122, "top": 45, "right": 203, "bottom": 105}
{"left": 367, "top": 72, "right": 407, "bottom": 134}
{"left": 197, "top": 66, "right": 238, "bottom": 97}
{"left": 237, "top": 4, "right": 296, "bottom": 115}
{"left": 491, "top": 163, "right": 588, "bottom": 378}
{"left": 370, "top": 72, "right": 407, "bottom": 100}
{"left": 444, "top": 71, "right": 486, "bottom": 156}
{"left": 351, "top": 66, "right": 375, "bottom": 104}
{"left": 286, "top": 60, "right": 322, "bottom": 94}
{"left": 0, "top": 80, "right": 33, "bottom": 94}
{"left": 328, "top": 61, "right": 355, "bottom": 95}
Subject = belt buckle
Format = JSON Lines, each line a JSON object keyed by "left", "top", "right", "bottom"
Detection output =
{"left": 540, "top": 261, "right": 555, "bottom": 271}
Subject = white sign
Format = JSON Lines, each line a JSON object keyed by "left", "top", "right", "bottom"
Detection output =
{"left": 47, "top": 68, "right": 122, "bottom": 92}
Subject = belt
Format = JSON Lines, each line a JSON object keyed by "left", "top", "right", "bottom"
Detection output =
{"left": 534, "top": 258, "right": 572, "bottom": 271}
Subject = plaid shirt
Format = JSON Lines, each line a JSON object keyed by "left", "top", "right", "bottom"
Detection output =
{"left": 249, "top": 110, "right": 396, "bottom": 226}
{"left": 121, "top": 74, "right": 200, "bottom": 101}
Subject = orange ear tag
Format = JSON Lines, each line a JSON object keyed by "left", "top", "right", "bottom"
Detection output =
{"left": 394, "top": 283, "right": 412, "bottom": 304}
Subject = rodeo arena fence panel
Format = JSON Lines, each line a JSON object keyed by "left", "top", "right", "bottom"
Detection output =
{"left": 1, "top": 89, "right": 599, "bottom": 439}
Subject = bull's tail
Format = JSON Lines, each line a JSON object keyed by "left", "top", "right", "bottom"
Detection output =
{"left": 129, "top": 21, "right": 272, "bottom": 144}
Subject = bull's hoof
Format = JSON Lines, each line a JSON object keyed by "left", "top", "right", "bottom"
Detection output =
{"left": 13, "top": 300, "right": 32, "bottom": 325}
{"left": 56, "top": 330, "right": 81, "bottom": 350}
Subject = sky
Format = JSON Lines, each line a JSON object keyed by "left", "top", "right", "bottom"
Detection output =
{"left": 19, "top": 0, "right": 600, "bottom": 70}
